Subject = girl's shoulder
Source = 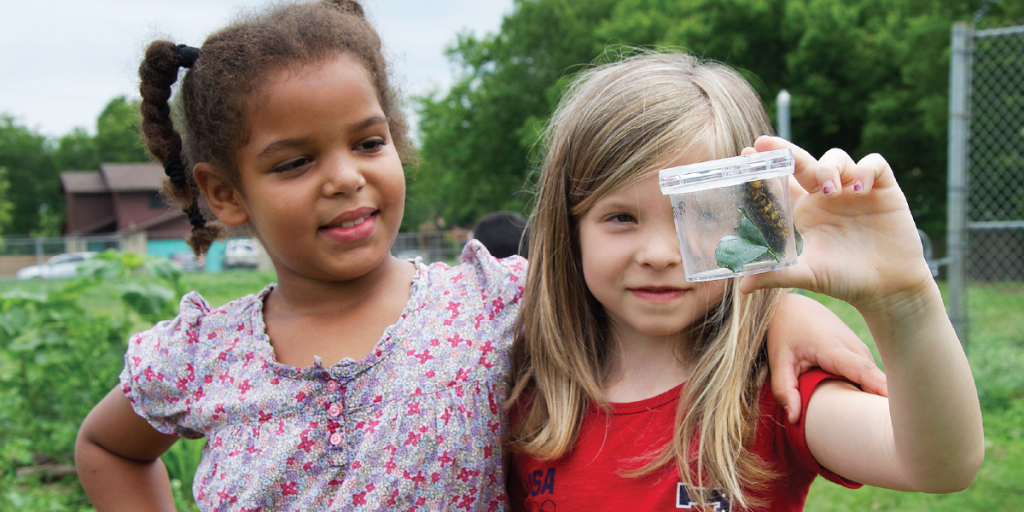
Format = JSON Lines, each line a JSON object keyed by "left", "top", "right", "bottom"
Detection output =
{"left": 416, "top": 240, "right": 527, "bottom": 299}
{"left": 120, "top": 284, "right": 274, "bottom": 439}
{"left": 128, "top": 284, "right": 273, "bottom": 352}
{"left": 756, "top": 369, "right": 862, "bottom": 490}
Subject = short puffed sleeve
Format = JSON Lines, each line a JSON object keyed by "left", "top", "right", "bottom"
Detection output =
{"left": 459, "top": 239, "right": 527, "bottom": 306}
{"left": 776, "top": 369, "right": 863, "bottom": 489}
{"left": 119, "top": 292, "right": 211, "bottom": 439}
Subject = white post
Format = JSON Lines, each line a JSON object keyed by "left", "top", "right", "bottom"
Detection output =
{"left": 947, "top": 22, "right": 972, "bottom": 349}
{"left": 776, "top": 89, "right": 791, "bottom": 141}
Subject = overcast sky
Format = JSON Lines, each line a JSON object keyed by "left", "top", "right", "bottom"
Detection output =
{"left": 0, "top": 0, "right": 514, "bottom": 139}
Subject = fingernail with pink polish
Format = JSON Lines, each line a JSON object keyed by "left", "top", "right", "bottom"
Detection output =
{"left": 822, "top": 180, "right": 836, "bottom": 195}
{"left": 854, "top": 180, "right": 863, "bottom": 192}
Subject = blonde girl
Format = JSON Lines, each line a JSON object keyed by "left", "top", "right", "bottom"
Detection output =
{"left": 74, "top": 3, "right": 885, "bottom": 508}
{"left": 508, "top": 51, "right": 983, "bottom": 511}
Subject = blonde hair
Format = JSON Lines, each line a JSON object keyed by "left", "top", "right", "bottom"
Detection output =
{"left": 508, "top": 50, "right": 787, "bottom": 509}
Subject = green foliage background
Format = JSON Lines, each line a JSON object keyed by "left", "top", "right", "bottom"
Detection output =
{"left": 408, "top": 0, "right": 1023, "bottom": 250}
{"left": 0, "top": 96, "right": 149, "bottom": 237}
{"left": 0, "top": 255, "right": 274, "bottom": 511}
{"left": 0, "top": 166, "right": 13, "bottom": 236}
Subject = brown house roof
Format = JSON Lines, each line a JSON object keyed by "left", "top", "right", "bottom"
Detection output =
{"left": 100, "top": 163, "right": 164, "bottom": 192}
{"left": 60, "top": 164, "right": 165, "bottom": 194}
{"left": 60, "top": 171, "right": 108, "bottom": 193}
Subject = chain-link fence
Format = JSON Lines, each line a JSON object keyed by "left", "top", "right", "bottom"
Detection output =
{"left": 0, "top": 235, "right": 125, "bottom": 279}
{"left": 947, "top": 22, "right": 1024, "bottom": 351}
{"left": 0, "top": 231, "right": 468, "bottom": 280}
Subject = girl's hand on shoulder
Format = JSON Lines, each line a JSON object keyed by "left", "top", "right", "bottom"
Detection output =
{"left": 768, "top": 293, "right": 887, "bottom": 423}
{"left": 739, "top": 136, "right": 935, "bottom": 315}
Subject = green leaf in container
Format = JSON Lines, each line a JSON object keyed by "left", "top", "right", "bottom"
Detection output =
{"left": 735, "top": 207, "right": 781, "bottom": 262}
{"left": 715, "top": 235, "right": 770, "bottom": 272}
{"left": 737, "top": 211, "right": 770, "bottom": 248}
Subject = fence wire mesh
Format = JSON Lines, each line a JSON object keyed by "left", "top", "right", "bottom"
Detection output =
{"left": 0, "top": 231, "right": 466, "bottom": 280}
{"left": 959, "top": 24, "right": 1024, "bottom": 349}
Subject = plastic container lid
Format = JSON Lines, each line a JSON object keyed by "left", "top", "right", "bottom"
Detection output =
{"left": 659, "top": 148, "right": 795, "bottom": 195}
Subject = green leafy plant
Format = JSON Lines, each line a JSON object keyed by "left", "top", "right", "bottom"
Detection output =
{"left": 0, "top": 251, "right": 184, "bottom": 510}
{"left": 163, "top": 438, "right": 205, "bottom": 512}
{"left": 715, "top": 207, "right": 780, "bottom": 272}
{"left": 715, "top": 207, "right": 804, "bottom": 272}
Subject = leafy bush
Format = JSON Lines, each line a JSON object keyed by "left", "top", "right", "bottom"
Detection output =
{"left": 0, "top": 251, "right": 187, "bottom": 509}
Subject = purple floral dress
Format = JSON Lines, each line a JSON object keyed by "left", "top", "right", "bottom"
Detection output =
{"left": 120, "top": 242, "right": 525, "bottom": 511}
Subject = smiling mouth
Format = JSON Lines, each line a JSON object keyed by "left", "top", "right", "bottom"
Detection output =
{"left": 630, "top": 287, "right": 686, "bottom": 301}
{"left": 338, "top": 215, "right": 370, "bottom": 228}
{"left": 321, "top": 212, "right": 376, "bottom": 230}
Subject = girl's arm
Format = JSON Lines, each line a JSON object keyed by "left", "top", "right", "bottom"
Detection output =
{"left": 768, "top": 293, "right": 888, "bottom": 423}
{"left": 743, "top": 137, "right": 984, "bottom": 492}
{"left": 75, "top": 386, "right": 180, "bottom": 511}
{"left": 804, "top": 285, "right": 980, "bottom": 491}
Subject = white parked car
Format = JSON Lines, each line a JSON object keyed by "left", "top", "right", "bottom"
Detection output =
{"left": 223, "top": 239, "right": 260, "bottom": 270}
{"left": 15, "top": 252, "right": 98, "bottom": 280}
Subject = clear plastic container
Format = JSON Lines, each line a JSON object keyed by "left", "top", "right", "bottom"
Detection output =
{"left": 659, "top": 148, "right": 797, "bottom": 282}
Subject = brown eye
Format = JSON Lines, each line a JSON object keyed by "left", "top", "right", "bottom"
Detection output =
{"left": 273, "top": 157, "right": 311, "bottom": 173}
{"left": 356, "top": 139, "right": 386, "bottom": 152}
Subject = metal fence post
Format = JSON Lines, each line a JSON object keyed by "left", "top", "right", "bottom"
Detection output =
{"left": 776, "top": 89, "right": 791, "bottom": 141}
{"left": 947, "top": 22, "right": 972, "bottom": 350}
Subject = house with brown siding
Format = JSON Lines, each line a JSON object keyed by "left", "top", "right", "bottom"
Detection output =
{"left": 60, "top": 163, "right": 190, "bottom": 240}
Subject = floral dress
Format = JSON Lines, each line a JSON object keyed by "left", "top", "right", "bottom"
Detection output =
{"left": 121, "top": 242, "right": 525, "bottom": 511}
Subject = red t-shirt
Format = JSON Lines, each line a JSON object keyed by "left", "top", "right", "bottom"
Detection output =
{"left": 508, "top": 369, "right": 860, "bottom": 511}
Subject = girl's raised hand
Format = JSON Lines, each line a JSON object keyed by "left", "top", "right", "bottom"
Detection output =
{"left": 739, "top": 137, "right": 934, "bottom": 315}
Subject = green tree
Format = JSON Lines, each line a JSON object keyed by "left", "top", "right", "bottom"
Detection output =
{"left": 596, "top": 0, "right": 986, "bottom": 242}
{"left": 0, "top": 166, "right": 13, "bottom": 235}
{"left": 410, "top": 0, "right": 620, "bottom": 228}
{"left": 0, "top": 116, "right": 59, "bottom": 236}
{"left": 94, "top": 96, "right": 149, "bottom": 163}
{"left": 54, "top": 96, "right": 148, "bottom": 172}
{"left": 414, "top": 0, "right": 1021, "bottom": 248}
{"left": 53, "top": 127, "right": 98, "bottom": 172}
{"left": 0, "top": 96, "right": 150, "bottom": 236}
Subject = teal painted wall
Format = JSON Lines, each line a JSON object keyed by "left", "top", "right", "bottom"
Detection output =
{"left": 206, "top": 240, "right": 227, "bottom": 273}
{"left": 145, "top": 239, "right": 229, "bottom": 273}
{"left": 147, "top": 239, "right": 191, "bottom": 259}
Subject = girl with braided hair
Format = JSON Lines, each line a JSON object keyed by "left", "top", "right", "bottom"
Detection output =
{"left": 75, "top": 2, "right": 889, "bottom": 510}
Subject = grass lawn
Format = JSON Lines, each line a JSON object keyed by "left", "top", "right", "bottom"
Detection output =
{"left": 805, "top": 284, "right": 1024, "bottom": 510}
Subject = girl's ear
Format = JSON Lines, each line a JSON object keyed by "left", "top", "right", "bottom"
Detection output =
{"left": 194, "top": 163, "right": 249, "bottom": 227}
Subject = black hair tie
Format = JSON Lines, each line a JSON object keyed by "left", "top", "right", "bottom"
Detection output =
{"left": 175, "top": 44, "right": 200, "bottom": 69}
{"left": 184, "top": 203, "right": 207, "bottom": 230}
{"left": 164, "top": 158, "right": 188, "bottom": 188}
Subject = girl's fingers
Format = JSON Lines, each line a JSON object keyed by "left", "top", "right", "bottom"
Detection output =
{"left": 767, "top": 357, "right": 805, "bottom": 424}
{"left": 753, "top": 136, "right": 822, "bottom": 195}
{"left": 754, "top": 137, "right": 897, "bottom": 198}
{"left": 743, "top": 144, "right": 810, "bottom": 203}
{"left": 855, "top": 153, "right": 895, "bottom": 192}
{"left": 816, "top": 148, "right": 858, "bottom": 197}
{"left": 847, "top": 359, "right": 889, "bottom": 398}
{"left": 788, "top": 174, "right": 808, "bottom": 206}
{"left": 738, "top": 262, "right": 815, "bottom": 295}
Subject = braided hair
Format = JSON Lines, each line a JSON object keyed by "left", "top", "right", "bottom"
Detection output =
{"left": 139, "top": 43, "right": 222, "bottom": 253}
{"left": 138, "top": 0, "right": 411, "bottom": 254}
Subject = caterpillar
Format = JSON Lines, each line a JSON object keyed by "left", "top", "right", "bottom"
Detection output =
{"left": 744, "top": 179, "right": 788, "bottom": 253}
